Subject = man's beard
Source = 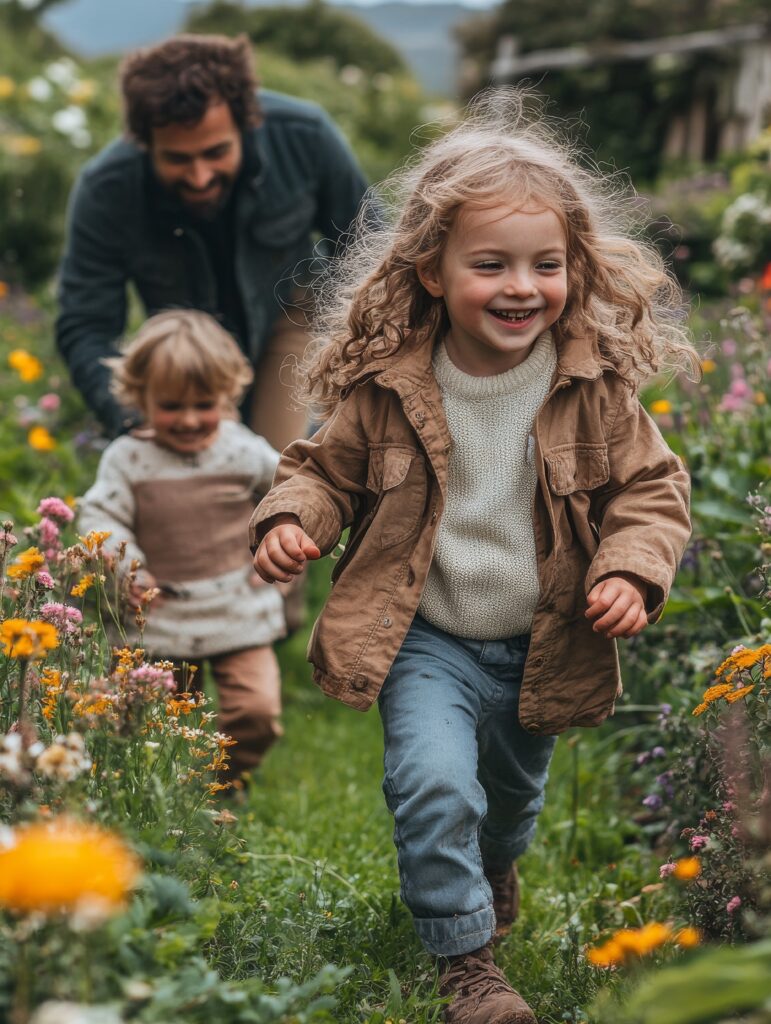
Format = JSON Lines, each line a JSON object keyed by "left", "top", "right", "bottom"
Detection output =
{"left": 170, "top": 174, "right": 234, "bottom": 220}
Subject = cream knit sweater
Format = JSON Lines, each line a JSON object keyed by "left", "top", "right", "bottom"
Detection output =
{"left": 418, "top": 332, "right": 557, "bottom": 640}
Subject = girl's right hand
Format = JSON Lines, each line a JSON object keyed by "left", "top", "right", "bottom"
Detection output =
{"left": 254, "top": 514, "right": 321, "bottom": 583}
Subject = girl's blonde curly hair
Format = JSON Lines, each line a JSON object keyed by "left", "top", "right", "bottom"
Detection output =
{"left": 297, "top": 91, "right": 699, "bottom": 419}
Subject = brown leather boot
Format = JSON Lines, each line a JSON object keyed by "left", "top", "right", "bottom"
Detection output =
{"left": 437, "top": 943, "right": 536, "bottom": 1023}
{"left": 484, "top": 861, "right": 520, "bottom": 944}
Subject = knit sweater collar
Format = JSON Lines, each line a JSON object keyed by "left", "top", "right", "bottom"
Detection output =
{"left": 433, "top": 332, "right": 556, "bottom": 399}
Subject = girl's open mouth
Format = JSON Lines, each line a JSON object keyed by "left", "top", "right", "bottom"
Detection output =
{"left": 489, "top": 309, "right": 539, "bottom": 326}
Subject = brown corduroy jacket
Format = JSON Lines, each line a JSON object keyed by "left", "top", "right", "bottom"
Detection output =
{"left": 249, "top": 331, "right": 691, "bottom": 735}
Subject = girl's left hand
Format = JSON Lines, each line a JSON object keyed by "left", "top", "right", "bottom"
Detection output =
{"left": 585, "top": 574, "right": 648, "bottom": 638}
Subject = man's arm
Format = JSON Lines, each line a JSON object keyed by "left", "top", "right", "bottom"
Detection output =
{"left": 55, "top": 167, "right": 134, "bottom": 436}
{"left": 311, "top": 109, "right": 371, "bottom": 249}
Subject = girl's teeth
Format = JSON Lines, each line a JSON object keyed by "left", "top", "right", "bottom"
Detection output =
{"left": 494, "top": 310, "right": 534, "bottom": 321}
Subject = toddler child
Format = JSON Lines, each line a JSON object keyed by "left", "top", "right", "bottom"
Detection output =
{"left": 79, "top": 310, "right": 285, "bottom": 787}
{"left": 250, "top": 96, "right": 697, "bottom": 1022}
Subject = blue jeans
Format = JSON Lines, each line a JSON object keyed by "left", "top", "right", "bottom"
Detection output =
{"left": 377, "top": 614, "right": 557, "bottom": 956}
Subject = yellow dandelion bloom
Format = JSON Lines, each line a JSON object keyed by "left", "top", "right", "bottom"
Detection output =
{"left": 672, "top": 857, "right": 701, "bottom": 880}
{"left": 700, "top": 359, "right": 717, "bottom": 373}
{"left": 28, "top": 426, "right": 56, "bottom": 452}
{"left": 724, "top": 683, "right": 755, "bottom": 703}
{"left": 8, "top": 348, "right": 44, "bottom": 382}
{"left": 71, "top": 573, "right": 96, "bottom": 597}
{"left": 0, "top": 76, "right": 16, "bottom": 99}
{"left": 674, "top": 926, "right": 701, "bottom": 948}
{"left": 78, "top": 531, "right": 112, "bottom": 555}
{"left": 0, "top": 819, "right": 140, "bottom": 914}
{"left": 650, "top": 399, "right": 672, "bottom": 415}
{"left": 0, "top": 618, "right": 59, "bottom": 660}
{"left": 7, "top": 546, "right": 45, "bottom": 580}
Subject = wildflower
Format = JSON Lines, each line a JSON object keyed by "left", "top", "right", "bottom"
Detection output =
{"left": 0, "top": 618, "right": 59, "bottom": 659}
{"left": 78, "top": 530, "right": 112, "bottom": 555}
{"left": 36, "top": 734, "right": 91, "bottom": 782}
{"left": 651, "top": 745, "right": 666, "bottom": 758}
{"left": 689, "top": 834, "right": 709, "bottom": 852}
{"left": 642, "top": 794, "right": 663, "bottom": 810}
{"left": 587, "top": 922, "right": 671, "bottom": 967}
{"left": 37, "top": 496, "right": 74, "bottom": 523}
{"left": 206, "top": 781, "right": 232, "bottom": 796}
{"left": 8, "top": 348, "right": 44, "bottom": 382}
{"left": 672, "top": 857, "right": 701, "bottom": 880}
{"left": 38, "top": 393, "right": 61, "bottom": 412}
{"left": 36, "top": 570, "right": 55, "bottom": 589}
{"left": 0, "top": 819, "right": 140, "bottom": 914}
{"left": 674, "top": 927, "right": 701, "bottom": 948}
{"left": 0, "top": 734, "right": 30, "bottom": 786}
{"left": 40, "top": 603, "right": 83, "bottom": 635}
{"left": 724, "top": 683, "right": 755, "bottom": 703}
{"left": 716, "top": 643, "right": 771, "bottom": 680}
{"left": 28, "top": 426, "right": 56, "bottom": 451}
{"left": 1, "top": 525, "right": 18, "bottom": 552}
{"left": 0, "top": 75, "right": 15, "bottom": 99}
{"left": 650, "top": 399, "right": 672, "bottom": 415}
{"left": 700, "top": 359, "right": 717, "bottom": 373}
{"left": 659, "top": 862, "right": 676, "bottom": 879}
{"left": 40, "top": 668, "right": 64, "bottom": 721}
{"left": 7, "top": 546, "right": 45, "bottom": 580}
{"left": 71, "top": 573, "right": 98, "bottom": 597}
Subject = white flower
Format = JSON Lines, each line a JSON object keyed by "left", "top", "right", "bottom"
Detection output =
{"left": 70, "top": 128, "right": 92, "bottom": 149}
{"left": 339, "top": 65, "right": 364, "bottom": 87}
{"left": 26, "top": 77, "right": 53, "bottom": 102}
{"left": 35, "top": 732, "right": 91, "bottom": 782}
{"left": 45, "top": 58, "right": 79, "bottom": 89}
{"left": 30, "top": 1002, "right": 122, "bottom": 1024}
{"left": 18, "top": 0, "right": 45, "bottom": 8}
{"left": 52, "top": 105, "right": 87, "bottom": 137}
{"left": 0, "top": 733, "right": 28, "bottom": 785}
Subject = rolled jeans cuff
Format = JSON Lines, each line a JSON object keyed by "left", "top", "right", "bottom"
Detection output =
{"left": 413, "top": 906, "right": 495, "bottom": 957}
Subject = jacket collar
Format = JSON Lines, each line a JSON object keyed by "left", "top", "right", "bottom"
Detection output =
{"left": 347, "top": 328, "right": 609, "bottom": 394}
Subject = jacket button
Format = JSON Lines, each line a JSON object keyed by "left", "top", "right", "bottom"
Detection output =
{"left": 383, "top": 616, "right": 392, "bottom": 628}
{"left": 533, "top": 655, "right": 544, "bottom": 668}
{"left": 351, "top": 674, "right": 368, "bottom": 691}
{"left": 173, "top": 227, "right": 184, "bottom": 237}
{"left": 431, "top": 510, "right": 438, "bottom": 523}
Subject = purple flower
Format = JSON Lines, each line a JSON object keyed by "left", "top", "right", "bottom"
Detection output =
{"left": 643, "top": 794, "right": 663, "bottom": 810}
{"left": 726, "top": 896, "right": 742, "bottom": 915}
{"left": 36, "top": 497, "right": 74, "bottom": 524}
{"left": 636, "top": 751, "right": 652, "bottom": 766}
{"left": 652, "top": 746, "right": 666, "bottom": 759}
{"left": 689, "top": 834, "right": 709, "bottom": 851}
{"left": 656, "top": 772, "right": 675, "bottom": 799}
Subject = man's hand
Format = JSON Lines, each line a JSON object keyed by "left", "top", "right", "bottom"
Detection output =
{"left": 585, "top": 574, "right": 648, "bottom": 639}
{"left": 254, "top": 514, "right": 321, "bottom": 584}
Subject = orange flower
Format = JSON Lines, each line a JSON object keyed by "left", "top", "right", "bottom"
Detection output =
{"left": 700, "top": 359, "right": 717, "bottom": 373}
{"left": 0, "top": 618, "right": 59, "bottom": 659}
{"left": 724, "top": 683, "right": 755, "bottom": 703}
{"left": 78, "top": 531, "right": 112, "bottom": 555}
{"left": 71, "top": 573, "right": 96, "bottom": 597}
{"left": 672, "top": 857, "right": 701, "bottom": 880}
{"left": 7, "top": 546, "right": 45, "bottom": 580}
{"left": 28, "top": 426, "right": 56, "bottom": 451}
{"left": 0, "top": 819, "right": 140, "bottom": 914}
{"left": 650, "top": 399, "right": 672, "bottom": 415}
{"left": 674, "top": 926, "right": 701, "bottom": 948}
{"left": 8, "top": 348, "right": 43, "bottom": 382}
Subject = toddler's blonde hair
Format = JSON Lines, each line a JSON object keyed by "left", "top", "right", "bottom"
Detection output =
{"left": 300, "top": 91, "right": 699, "bottom": 418}
{"left": 107, "top": 310, "right": 253, "bottom": 413}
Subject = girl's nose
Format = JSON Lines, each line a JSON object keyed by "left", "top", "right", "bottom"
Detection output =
{"left": 504, "top": 273, "right": 537, "bottom": 296}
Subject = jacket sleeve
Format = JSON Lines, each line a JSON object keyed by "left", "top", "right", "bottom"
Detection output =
{"left": 55, "top": 169, "right": 134, "bottom": 437}
{"left": 586, "top": 386, "right": 691, "bottom": 620}
{"left": 312, "top": 110, "right": 370, "bottom": 250}
{"left": 77, "top": 441, "right": 147, "bottom": 572}
{"left": 249, "top": 389, "right": 371, "bottom": 556}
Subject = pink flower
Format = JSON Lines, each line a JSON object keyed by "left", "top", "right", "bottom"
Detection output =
{"left": 719, "top": 393, "right": 748, "bottom": 413}
{"left": 730, "top": 362, "right": 745, "bottom": 379}
{"left": 0, "top": 530, "right": 17, "bottom": 551}
{"left": 721, "top": 338, "right": 737, "bottom": 356}
{"left": 40, "top": 602, "right": 83, "bottom": 634}
{"left": 36, "top": 497, "right": 74, "bottom": 524}
{"left": 726, "top": 896, "right": 742, "bottom": 914}
{"left": 39, "top": 517, "right": 60, "bottom": 549}
{"left": 722, "top": 801, "right": 736, "bottom": 812}
{"left": 38, "top": 393, "right": 61, "bottom": 412}
{"left": 689, "top": 834, "right": 709, "bottom": 851}
{"left": 659, "top": 862, "right": 676, "bottom": 879}
{"left": 35, "top": 570, "right": 55, "bottom": 589}
{"left": 729, "top": 378, "right": 751, "bottom": 399}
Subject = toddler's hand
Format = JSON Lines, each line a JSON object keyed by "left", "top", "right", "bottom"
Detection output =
{"left": 585, "top": 574, "right": 647, "bottom": 639}
{"left": 254, "top": 515, "right": 321, "bottom": 584}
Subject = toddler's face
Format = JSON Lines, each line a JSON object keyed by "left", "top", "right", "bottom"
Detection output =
{"left": 144, "top": 386, "right": 223, "bottom": 454}
{"left": 419, "top": 202, "right": 567, "bottom": 376}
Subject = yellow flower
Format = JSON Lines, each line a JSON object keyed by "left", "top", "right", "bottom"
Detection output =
{"left": 701, "top": 683, "right": 733, "bottom": 704}
{"left": 0, "top": 618, "right": 59, "bottom": 659}
{"left": 28, "top": 426, "right": 56, "bottom": 452}
{"left": 754, "top": 392, "right": 766, "bottom": 405}
{"left": 68, "top": 79, "right": 96, "bottom": 104}
{"left": 71, "top": 573, "right": 96, "bottom": 597}
{"left": 0, "top": 76, "right": 16, "bottom": 99}
{"left": 650, "top": 399, "right": 672, "bottom": 415}
{"left": 716, "top": 644, "right": 771, "bottom": 680}
{"left": 78, "top": 531, "right": 112, "bottom": 555}
{"left": 8, "top": 348, "right": 43, "bottom": 382}
{"left": 587, "top": 939, "right": 624, "bottom": 967}
{"left": 672, "top": 857, "right": 701, "bottom": 880}
{"left": 0, "top": 819, "right": 140, "bottom": 914}
{"left": 674, "top": 926, "right": 701, "bottom": 948}
{"left": 2, "top": 135, "right": 42, "bottom": 157}
{"left": 724, "top": 683, "right": 755, "bottom": 703}
{"left": 587, "top": 922, "right": 671, "bottom": 968}
{"left": 700, "top": 359, "right": 717, "bottom": 373}
{"left": 7, "top": 546, "right": 45, "bottom": 580}
{"left": 41, "top": 667, "right": 64, "bottom": 721}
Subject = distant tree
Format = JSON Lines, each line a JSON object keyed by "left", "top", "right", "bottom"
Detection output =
{"left": 457, "top": 0, "right": 771, "bottom": 182}
{"left": 186, "top": 0, "right": 406, "bottom": 77}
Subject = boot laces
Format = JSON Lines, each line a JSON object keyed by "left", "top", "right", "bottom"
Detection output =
{"left": 441, "top": 949, "right": 512, "bottom": 1001}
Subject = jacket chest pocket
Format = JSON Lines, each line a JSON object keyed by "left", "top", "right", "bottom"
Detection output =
{"left": 543, "top": 442, "right": 609, "bottom": 495}
{"left": 367, "top": 444, "right": 427, "bottom": 549}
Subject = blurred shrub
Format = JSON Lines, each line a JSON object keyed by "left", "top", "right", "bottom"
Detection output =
{"left": 187, "top": 0, "right": 407, "bottom": 77}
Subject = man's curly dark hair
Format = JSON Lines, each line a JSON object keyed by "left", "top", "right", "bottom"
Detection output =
{"left": 120, "top": 34, "right": 262, "bottom": 144}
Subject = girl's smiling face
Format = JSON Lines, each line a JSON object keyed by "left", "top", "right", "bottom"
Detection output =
{"left": 419, "top": 203, "right": 568, "bottom": 376}
{"left": 144, "top": 386, "right": 223, "bottom": 454}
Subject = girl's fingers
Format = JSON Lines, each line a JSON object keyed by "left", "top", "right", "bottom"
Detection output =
{"left": 590, "top": 595, "right": 633, "bottom": 631}
{"left": 606, "top": 605, "right": 642, "bottom": 638}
